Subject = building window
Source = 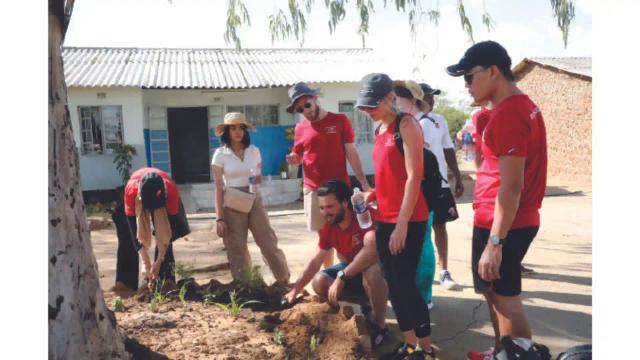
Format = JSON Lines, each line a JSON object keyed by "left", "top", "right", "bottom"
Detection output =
{"left": 339, "top": 102, "right": 374, "bottom": 144}
{"left": 227, "top": 105, "right": 279, "bottom": 126}
{"left": 78, "top": 105, "right": 124, "bottom": 154}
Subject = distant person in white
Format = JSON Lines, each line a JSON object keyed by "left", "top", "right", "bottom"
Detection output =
{"left": 418, "top": 82, "right": 465, "bottom": 291}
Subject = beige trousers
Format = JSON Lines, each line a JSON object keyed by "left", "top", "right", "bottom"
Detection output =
{"left": 223, "top": 193, "right": 290, "bottom": 283}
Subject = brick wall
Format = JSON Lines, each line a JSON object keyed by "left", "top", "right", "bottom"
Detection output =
{"left": 515, "top": 64, "right": 592, "bottom": 183}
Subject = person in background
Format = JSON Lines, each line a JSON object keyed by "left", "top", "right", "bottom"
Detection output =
{"left": 285, "top": 82, "right": 372, "bottom": 268}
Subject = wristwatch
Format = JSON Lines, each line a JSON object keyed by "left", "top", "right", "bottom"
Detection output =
{"left": 489, "top": 234, "right": 505, "bottom": 246}
{"left": 337, "top": 270, "right": 346, "bottom": 281}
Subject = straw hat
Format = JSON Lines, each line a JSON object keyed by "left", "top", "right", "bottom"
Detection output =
{"left": 392, "top": 80, "right": 425, "bottom": 100}
{"left": 215, "top": 112, "right": 256, "bottom": 136}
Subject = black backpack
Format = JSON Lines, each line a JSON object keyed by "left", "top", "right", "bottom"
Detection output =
{"left": 377, "top": 113, "right": 446, "bottom": 208}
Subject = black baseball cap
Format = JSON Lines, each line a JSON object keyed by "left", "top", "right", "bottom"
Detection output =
{"left": 419, "top": 83, "right": 441, "bottom": 96}
{"left": 446, "top": 40, "right": 512, "bottom": 77}
{"left": 356, "top": 73, "right": 393, "bottom": 108}
{"left": 286, "top": 82, "right": 320, "bottom": 113}
{"left": 139, "top": 172, "right": 166, "bottom": 210}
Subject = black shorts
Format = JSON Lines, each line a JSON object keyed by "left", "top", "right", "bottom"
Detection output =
{"left": 431, "top": 187, "right": 459, "bottom": 225}
{"left": 472, "top": 226, "right": 538, "bottom": 296}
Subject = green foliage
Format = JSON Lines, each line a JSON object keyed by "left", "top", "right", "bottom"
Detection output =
{"left": 173, "top": 262, "right": 195, "bottom": 282}
{"left": 112, "top": 144, "right": 137, "bottom": 185}
{"left": 434, "top": 105, "right": 470, "bottom": 143}
{"left": 224, "top": 0, "right": 251, "bottom": 49}
{"left": 149, "top": 279, "right": 166, "bottom": 313}
{"left": 112, "top": 296, "right": 125, "bottom": 312}
{"left": 237, "top": 266, "right": 267, "bottom": 293}
{"left": 550, "top": 0, "right": 575, "bottom": 48}
{"left": 309, "top": 334, "right": 319, "bottom": 353}
{"left": 178, "top": 282, "right": 188, "bottom": 308}
{"left": 279, "top": 162, "right": 289, "bottom": 173}
{"left": 214, "top": 290, "right": 262, "bottom": 317}
{"left": 272, "top": 328, "right": 286, "bottom": 346}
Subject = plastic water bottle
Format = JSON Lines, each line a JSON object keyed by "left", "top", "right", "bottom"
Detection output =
{"left": 352, "top": 187, "right": 372, "bottom": 229}
{"left": 462, "top": 132, "right": 476, "bottom": 162}
{"left": 249, "top": 168, "right": 259, "bottom": 194}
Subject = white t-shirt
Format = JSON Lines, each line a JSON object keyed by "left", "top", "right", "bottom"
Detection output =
{"left": 417, "top": 112, "right": 454, "bottom": 188}
{"left": 211, "top": 144, "right": 261, "bottom": 187}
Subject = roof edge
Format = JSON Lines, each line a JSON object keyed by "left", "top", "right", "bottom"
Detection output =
{"left": 512, "top": 57, "right": 592, "bottom": 80}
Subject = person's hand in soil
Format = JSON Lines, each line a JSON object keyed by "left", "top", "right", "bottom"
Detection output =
{"left": 150, "top": 260, "right": 162, "bottom": 281}
{"left": 328, "top": 278, "right": 345, "bottom": 306}
{"left": 284, "top": 289, "right": 298, "bottom": 305}
{"left": 216, "top": 220, "right": 226, "bottom": 237}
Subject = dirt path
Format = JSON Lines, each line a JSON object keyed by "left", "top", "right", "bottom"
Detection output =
{"left": 94, "top": 175, "right": 592, "bottom": 359}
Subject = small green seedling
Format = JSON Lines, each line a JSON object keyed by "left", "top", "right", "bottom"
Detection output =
{"left": 178, "top": 282, "right": 188, "bottom": 308}
{"left": 215, "top": 290, "right": 261, "bottom": 317}
{"left": 149, "top": 279, "right": 166, "bottom": 313}
{"left": 173, "top": 262, "right": 195, "bottom": 281}
{"left": 112, "top": 296, "right": 125, "bottom": 312}
{"left": 309, "top": 334, "right": 318, "bottom": 353}
{"left": 247, "top": 311, "right": 256, "bottom": 322}
{"left": 272, "top": 328, "right": 286, "bottom": 346}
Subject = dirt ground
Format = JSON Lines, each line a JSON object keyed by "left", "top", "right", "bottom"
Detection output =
{"left": 93, "top": 171, "right": 592, "bottom": 359}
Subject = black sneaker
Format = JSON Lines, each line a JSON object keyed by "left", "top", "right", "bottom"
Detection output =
{"left": 366, "top": 317, "right": 388, "bottom": 348}
{"left": 406, "top": 348, "right": 437, "bottom": 359}
{"left": 379, "top": 343, "right": 414, "bottom": 360}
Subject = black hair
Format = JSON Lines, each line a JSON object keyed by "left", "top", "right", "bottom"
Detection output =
{"left": 498, "top": 66, "right": 515, "bottom": 81}
{"left": 394, "top": 86, "right": 424, "bottom": 109}
{"left": 317, "top": 180, "right": 353, "bottom": 210}
{"left": 220, "top": 125, "right": 251, "bottom": 148}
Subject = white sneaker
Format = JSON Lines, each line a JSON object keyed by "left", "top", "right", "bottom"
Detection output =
{"left": 440, "top": 270, "right": 460, "bottom": 290}
{"left": 427, "top": 301, "right": 434, "bottom": 310}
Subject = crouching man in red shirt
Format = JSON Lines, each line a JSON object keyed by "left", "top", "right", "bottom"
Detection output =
{"left": 284, "top": 180, "right": 388, "bottom": 347}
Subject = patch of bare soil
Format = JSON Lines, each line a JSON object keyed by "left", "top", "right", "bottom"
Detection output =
{"left": 105, "top": 278, "right": 374, "bottom": 360}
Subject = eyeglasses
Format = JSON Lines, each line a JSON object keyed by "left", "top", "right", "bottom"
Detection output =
{"left": 464, "top": 67, "right": 488, "bottom": 85}
{"left": 295, "top": 101, "right": 313, "bottom": 113}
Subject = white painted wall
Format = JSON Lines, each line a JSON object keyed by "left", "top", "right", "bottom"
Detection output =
{"left": 68, "top": 87, "right": 146, "bottom": 191}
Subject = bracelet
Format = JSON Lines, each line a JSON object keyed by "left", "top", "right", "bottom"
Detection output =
{"left": 216, "top": 218, "right": 225, "bottom": 223}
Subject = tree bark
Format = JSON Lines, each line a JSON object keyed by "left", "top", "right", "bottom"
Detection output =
{"left": 48, "top": 0, "right": 130, "bottom": 358}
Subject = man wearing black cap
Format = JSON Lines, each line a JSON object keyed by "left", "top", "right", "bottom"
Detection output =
{"left": 118, "top": 167, "right": 190, "bottom": 290}
{"left": 447, "top": 41, "right": 548, "bottom": 360}
{"left": 285, "top": 82, "right": 371, "bottom": 268}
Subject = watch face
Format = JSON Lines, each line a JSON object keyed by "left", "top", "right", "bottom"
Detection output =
{"left": 490, "top": 235, "right": 500, "bottom": 245}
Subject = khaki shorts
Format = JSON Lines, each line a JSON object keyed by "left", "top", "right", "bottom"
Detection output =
{"left": 303, "top": 187, "right": 326, "bottom": 232}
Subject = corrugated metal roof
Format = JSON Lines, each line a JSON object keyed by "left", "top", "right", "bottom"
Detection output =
{"left": 513, "top": 57, "right": 592, "bottom": 78}
{"left": 62, "top": 47, "right": 411, "bottom": 88}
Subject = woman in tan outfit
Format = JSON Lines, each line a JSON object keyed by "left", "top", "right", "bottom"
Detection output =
{"left": 212, "top": 112, "right": 290, "bottom": 284}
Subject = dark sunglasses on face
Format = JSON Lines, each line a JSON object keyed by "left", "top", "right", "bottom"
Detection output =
{"left": 464, "top": 67, "right": 488, "bottom": 85}
{"left": 296, "top": 101, "right": 313, "bottom": 113}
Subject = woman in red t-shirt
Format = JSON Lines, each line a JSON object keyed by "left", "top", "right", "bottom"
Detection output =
{"left": 356, "top": 73, "right": 436, "bottom": 359}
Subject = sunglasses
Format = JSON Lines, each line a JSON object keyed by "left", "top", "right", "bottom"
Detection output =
{"left": 295, "top": 101, "right": 313, "bottom": 113}
{"left": 464, "top": 67, "right": 488, "bottom": 85}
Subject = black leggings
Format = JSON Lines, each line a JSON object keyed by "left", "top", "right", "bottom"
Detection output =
{"left": 376, "top": 221, "right": 431, "bottom": 338}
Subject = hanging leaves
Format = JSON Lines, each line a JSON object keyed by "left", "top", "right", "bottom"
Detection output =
{"left": 457, "top": 0, "right": 474, "bottom": 43}
{"left": 550, "top": 0, "right": 575, "bottom": 48}
{"left": 224, "top": 0, "right": 251, "bottom": 49}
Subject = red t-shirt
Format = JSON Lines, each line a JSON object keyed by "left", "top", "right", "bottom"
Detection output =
{"left": 472, "top": 107, "right": 492, "bottom": 148}
{"left": 372, "top": 118, "right": 429, "bottom": 223}
{"left": 473, "top": 95, "right": 548, "bottom": 229}
{"left": 292, "top": 112, "right": 354, "bottom": 191}
{"left": 318, "top": 212, "right": 372, "bottom": 263}
{"left": 124, "top": 167, "right": 180, "bottom": 216}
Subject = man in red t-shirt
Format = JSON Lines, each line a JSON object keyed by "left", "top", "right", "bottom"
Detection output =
{"left": 285, "top": 82, "right": 371, "bottom": 267}
{"left": 447, "top": 41, "right": 548, "bottom": 359}
{"left": 283, "top": 180, "right": 388, "bottom": 347}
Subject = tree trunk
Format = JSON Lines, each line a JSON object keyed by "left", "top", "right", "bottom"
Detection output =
{"left": 48, "top": 0, "right": 130, "bottom": 358}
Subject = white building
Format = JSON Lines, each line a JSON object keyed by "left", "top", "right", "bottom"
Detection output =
{"left": 64, "top": 47, "right": 411, "bottom": 210}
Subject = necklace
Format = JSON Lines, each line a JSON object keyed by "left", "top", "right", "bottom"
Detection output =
{"left": 231, "top": 146, "right": 245, "bottom": 160}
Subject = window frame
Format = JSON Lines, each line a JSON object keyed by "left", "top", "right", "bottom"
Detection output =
{"left": 226, "top": 104, "right": 280, "bottom": 127}
{"left": 77, "top": 105, "right": 124, "bottom": 155}
{"left": 338, "top": 101, "right": 374, "bottom": 145}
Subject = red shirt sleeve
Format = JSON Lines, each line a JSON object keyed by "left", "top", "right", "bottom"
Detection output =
{"left": 485, "top": 106, "right": 529, "bottom": 158}
{"left": 342, "top": 114, "right": 355, "bottom": 144}
{"left": 317, "top": 224, "right": 332, "bottom": 250}
{"left": 123, "top": 179, "right": 138, "bottom": 216}
{"left": 292, "top": 123, "right": 304, "bottom": 157}
{"left": 164, "top": 178, "right": 180, "bottom": 215}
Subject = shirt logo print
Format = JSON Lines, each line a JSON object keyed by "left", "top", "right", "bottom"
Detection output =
{"left": 325, "top": 126, "right": 337, "bottom": 134}
{"left": 352, "top": 234, "right": 362, "bottom": 247}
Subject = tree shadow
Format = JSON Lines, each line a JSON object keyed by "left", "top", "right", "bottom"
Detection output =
{"left": 124, "top": 337, "right": 169, "bottom": 360}
{"left": 522, "top": 290, "right": 592, "bottom": 307}
{"left": 525, "top": 272, "right": 592, "bottom": 286}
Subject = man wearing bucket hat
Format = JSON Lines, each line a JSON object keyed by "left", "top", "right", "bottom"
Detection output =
{"left": 120, "top": 167, "right": 190, "bottom": 290}
{"left": 286, "top": 82, "right": 371, "bottom": 268}
{"left": 446, "top": 40, "right": 549, "bottom": 360}
{"left": 212, "top": 112, "right": 290, "bottom": 284}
